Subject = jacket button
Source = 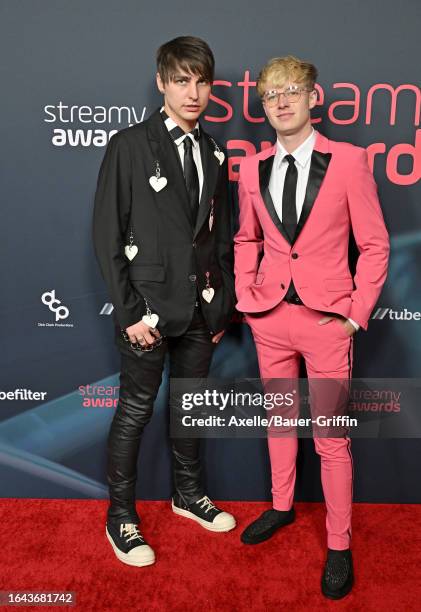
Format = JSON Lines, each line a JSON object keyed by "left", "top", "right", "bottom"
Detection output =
{"left": 280, "top": 283, "right": 285, "bottom": 289}
{"left": 189, "top": 274, "right": 197, "bottom": 282}
{"left": 291, "top": 253, "right": 298, "bottom": 259}
{"left": 192, "top": 242, "right": 196, "bottom": 248}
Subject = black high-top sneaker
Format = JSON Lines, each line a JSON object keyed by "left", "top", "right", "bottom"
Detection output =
{"left": 172, "top": 494, "right": 236, "bottom": 532}
{"left": 106, "top": 521, "right": 155, "bottom": 567}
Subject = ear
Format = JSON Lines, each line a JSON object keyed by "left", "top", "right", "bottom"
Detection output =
{"left": 308, "top": 88, "right": 318, "bottom": 110}
{"left": 156, "top": 72, "right": 165, "bottom": 94}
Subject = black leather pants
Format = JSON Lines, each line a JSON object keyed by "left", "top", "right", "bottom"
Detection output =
{"left": 107, "top": 305, "right": 215, "bottom": 524}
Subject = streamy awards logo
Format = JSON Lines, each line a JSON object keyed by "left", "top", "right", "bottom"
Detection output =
{"left": 44, "top": 103, "right": 147, "bottom": 147}
{"left": 43, "top": 76, "right": 420, "bottom": 186}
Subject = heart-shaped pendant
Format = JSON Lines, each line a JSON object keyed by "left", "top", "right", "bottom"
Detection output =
{"left": 202, "top": 288, "right": 215, "bottom": 303}
{"left": 149, "top": 176, "right": 168, "bottom": 192}
{"left": 214, "top": 151, "right": 225, "bottom": 165}
{"left": 142, "top": 313, "right": 159, "bottom": 328}
{"left": 125, "top": 244, "right": 138, "bottom": 260}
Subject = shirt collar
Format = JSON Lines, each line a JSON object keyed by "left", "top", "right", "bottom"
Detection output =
{"left": 160, "top": 106, "right": 200, "bottom": 148}
{"left": 275, "top": 128, "right": 316, "bottom": 169}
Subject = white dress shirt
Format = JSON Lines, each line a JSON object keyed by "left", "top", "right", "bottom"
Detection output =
{"left": 269, "top": 128, "right": 316, "bottom": 223}
{"left": 269, "top": 128, "right": 359, "bottom": 332}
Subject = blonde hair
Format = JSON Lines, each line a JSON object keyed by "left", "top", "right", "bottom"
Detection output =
{"left": 256, "top": 55, "right": 318, "bottom": 98}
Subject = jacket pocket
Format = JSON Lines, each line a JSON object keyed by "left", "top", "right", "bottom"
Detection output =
{"left": 128, "top": 264, "right": 165, "bottom": 282}
{"left": 324, "top": 278, "right": 353, "bottom": 292}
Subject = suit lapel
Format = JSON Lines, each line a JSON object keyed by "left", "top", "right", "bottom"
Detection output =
{"left": 294, "top": 148, "right": 332, "bottom": 242}
{"left": 258, "top": 132, "right": 332, "bottom": 245}
{"left": 146, "top": 109, "right": 193, "bottom": 228}
{"left": 259, "top": 151, "right": 292, "bottom": 245}
{"left": 193, "top": 132, "right": 219, "bottom": 239}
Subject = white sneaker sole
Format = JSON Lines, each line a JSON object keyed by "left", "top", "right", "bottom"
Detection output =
{"left": 172, "top": 502, "right": 236, "bottom": 532}
{"left": 106, "top": 527, "right": 155, "bottom": 567}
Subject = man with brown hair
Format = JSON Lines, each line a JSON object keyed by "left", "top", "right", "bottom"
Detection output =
{"left": 93, "top": 36, "right": 236, "bottom": 567}
{"left": 234, "top": 55, "right": 389, "bottom": 598}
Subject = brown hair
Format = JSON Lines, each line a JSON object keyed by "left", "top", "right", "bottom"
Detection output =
{"left": 257, "top": 55, "right": 318, "bottom": 97}
{"left": 157, "top": 36, "right": 215, "bottom": 84}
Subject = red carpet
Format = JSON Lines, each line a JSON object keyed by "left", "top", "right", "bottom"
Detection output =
{"left": 0, "top": 500, "right": 420, "bottom": 611}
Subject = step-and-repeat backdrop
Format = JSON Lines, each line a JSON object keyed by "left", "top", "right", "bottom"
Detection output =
{"left": 1, "top": 0, "right": 420, "bottom": 502}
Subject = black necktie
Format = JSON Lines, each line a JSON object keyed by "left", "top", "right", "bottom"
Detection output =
{"left": 282, "top": 154, "right": 298, "bottom": 242}
{"left": 183, "top": 134, "right": 200, "bottom": 223}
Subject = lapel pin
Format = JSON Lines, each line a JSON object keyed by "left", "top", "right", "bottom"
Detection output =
{"left": 141, "top": 297, "right": 159, "bottom": 328}
{"left": 202, "top": 271, "right": 215, "bottom": 303}
{"left": 149, "top": 160, "right": 167, "bottom": 192}
{"left": 209, "top": 199, "right": 214, "bottom": 232}
{"left": 214, "top": 151, "right": 225, "bottom": 165}
{"left": 209, "top": 137, "right": 225, "bottom": 165}
{"left": 125, "top": 226, "right": 138, "bottom": 260}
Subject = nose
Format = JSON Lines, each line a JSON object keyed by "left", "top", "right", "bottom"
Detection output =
{"left": 277, "top": 92, "right": 290, "bottom": 108}
{"left": 187, "top": 81, "right": 199, "bottom": 100}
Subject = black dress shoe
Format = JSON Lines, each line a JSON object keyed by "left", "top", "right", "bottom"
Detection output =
{"left": 321, "top": 548, "right": 354, "bottom": 599}
{"left": 241, "top": 508, "right": 295, "bottom": 544}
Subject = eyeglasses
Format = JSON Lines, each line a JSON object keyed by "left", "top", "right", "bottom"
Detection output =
{"left": 120, "top": 329, "right": 164, "bottom": 352}
{"left": 262, "top": 87, "right": 313, "bottom": 107}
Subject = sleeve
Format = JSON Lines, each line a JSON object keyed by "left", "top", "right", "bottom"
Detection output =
{"left": 233, "top": 159, "right": 264, "bottom": 304}
{"left": 92, "top": 133, "right": 145, "bottom": 329}
{"left": 347, "top": 148, "right": 390, "bottom": 330}
{"left": 214, "top": 157, "right": 236, "bottom": 314}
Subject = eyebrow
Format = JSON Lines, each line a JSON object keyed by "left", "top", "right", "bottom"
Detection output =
{"left": 173, "top": 73, "right": 207, "bottom": 81}
{"left": 265, "top": 85, "right": 300, "bottom": 92}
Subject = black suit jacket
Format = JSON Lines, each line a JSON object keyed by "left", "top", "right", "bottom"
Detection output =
{"left": 93, "top": 108, "right": 235, "bottom": 336}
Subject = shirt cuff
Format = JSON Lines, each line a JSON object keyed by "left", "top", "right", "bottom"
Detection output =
{"left": 348, "top": 318, "right": 360, "bottom": 331}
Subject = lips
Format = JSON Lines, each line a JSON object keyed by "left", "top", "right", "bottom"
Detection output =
{"left": 184, "top": 105, "right": 200, "bottom": 111}
{"left": 277, "top": 113, "right": 294, "bottom": 119}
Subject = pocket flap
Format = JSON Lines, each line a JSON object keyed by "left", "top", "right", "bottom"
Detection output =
{"left": 128, "top": 264, "right": 165, "bottom": 282}
{"left": 325, "top": 278, "right": 354, "bottom": 292}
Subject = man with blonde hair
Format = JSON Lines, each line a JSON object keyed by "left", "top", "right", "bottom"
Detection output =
{"left": 234, "top": 55, "right": 389, "bottom": 598}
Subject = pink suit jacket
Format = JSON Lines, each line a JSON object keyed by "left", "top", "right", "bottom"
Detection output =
{"left": 234, "top": 131, "right": 390, "bottom": 330}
